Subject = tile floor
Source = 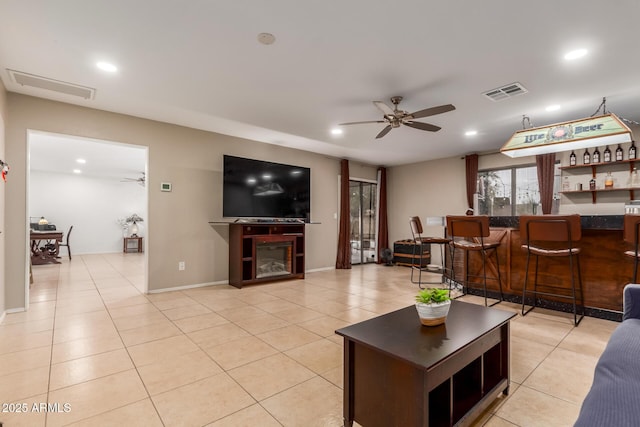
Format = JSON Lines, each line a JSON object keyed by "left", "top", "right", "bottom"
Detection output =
{"left": 0, "top": 253, "right": 618, "bottom": 426}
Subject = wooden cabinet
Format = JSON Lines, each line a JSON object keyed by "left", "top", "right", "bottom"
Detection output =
{"left": 560, "top": 159, "right": 640, "bottom": 203}
{"left": 229, "top": 223, "right": 305, "bottom": 288}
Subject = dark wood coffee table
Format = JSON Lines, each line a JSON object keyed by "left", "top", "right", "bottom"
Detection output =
{"left": 335, "top": 300, "right": 516, "bottom": 427}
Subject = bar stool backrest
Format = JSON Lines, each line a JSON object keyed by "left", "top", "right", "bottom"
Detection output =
{"left": 520, "top": 215, "right": 581, "bottom": 243}
{"left": 446, "top": 215, "right": 490, "bottom": 239}
{"left": 623, "top": 214, "right": 640, "bottom": 245}
{"left": 409, "top": 216, "right": 424, "bottom": 238}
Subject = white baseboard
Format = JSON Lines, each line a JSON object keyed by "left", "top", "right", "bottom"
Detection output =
{"left": 6, "top": 307, "right": 26, "bottom": 314}
{"left": 0, "top": 310, "right": 5, "bottom": 325}
{"left": 306, "top": 266, "right": 335, "bottom": 273}
{"left": 147, "top": 280, "right": 229, "bottom": 294}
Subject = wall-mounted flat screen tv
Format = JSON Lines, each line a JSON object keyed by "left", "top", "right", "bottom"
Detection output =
{"left": 223, "top": 155, "right": 311, "bottom": 221}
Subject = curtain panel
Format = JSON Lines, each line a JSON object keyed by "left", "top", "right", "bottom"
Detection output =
{"left": 536, "top": 153, "right": 556, "bottom": 214}
{"left": 376, "top": 167, "right": 389, "bottom": 264}
{"left": 465, "top": 154, "right": 479, "bottom": 210}
{"left": 336, "top": 159, "right": 352, "bottom": 269}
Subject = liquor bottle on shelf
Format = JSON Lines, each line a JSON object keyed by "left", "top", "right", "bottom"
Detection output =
{"left": 633, "top": 168, "right": 640, "bottom": 187}
{"left": 562, "top": 176, "right": 570, "bottom": 191}
{"left": 569, "top": 151, "right": 577, "bottom": 166}
{"left": 604, "top": 172, "right": 614, "bottom": 188}
{"left": 593, "top": 147, "right": 601, "bottom": 163}
{"left": 589, "top": 178, "right": 596, "bottom": 190}
{"left": 630, "top": 141, "right": 637, "bottom": 160}
{"left": 616, "top": 144, "right": 624, "bottom": 161}
{"left": 603, "top": 146, "right": 611, "bottom": 162}
{"left": 628, "top": 168, "right": 640, "bottom": 187}
{"left": 583, "top": 148, "right": 591, "bottom": 165}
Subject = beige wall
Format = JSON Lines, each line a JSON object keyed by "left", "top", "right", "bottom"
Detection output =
{"left": 5, "top": 93, "right": 373, "bottom": 309}
{"left": 387, "top": 156, "right": 467, "bottom": 246}
{"left": 0, "top": 80, "right": 6, "bottom": 316}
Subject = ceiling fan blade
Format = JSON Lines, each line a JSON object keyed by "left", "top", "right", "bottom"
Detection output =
{"left": 375, "top": 125, "right": 393, "bottom": 139}
{"left": 373, "top": 101, "right": 395, "bottom": 117}
{"left": 406, "top": 104, "right": 456, "bottom": 120}
{"left": 404, "top": 121, "right": 441, "bottom": 132}
{"left": 339, "top": 120, "right": 386, "bottom": 126}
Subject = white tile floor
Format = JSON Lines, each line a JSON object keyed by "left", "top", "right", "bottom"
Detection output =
{"left": 0, "top": 253, "right": 617, "bottom": 426}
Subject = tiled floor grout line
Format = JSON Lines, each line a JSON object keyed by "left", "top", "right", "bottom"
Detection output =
{"left": 6, "top": 258, "right": 616, "bottom": 426}
{"left": 87, "top": 264, "right": 171, "bottom": 427}
{"left": 43, "top": 259, "right": 63, "bottom": 427}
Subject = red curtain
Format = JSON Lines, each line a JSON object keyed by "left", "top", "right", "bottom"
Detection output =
{"left": 465, "top": 154, "right": 479, "bottom": 210}
{"left": 536, "top": 153, "right": 556, "bottom": 214}
{"left": 376, "top": 167, "right": 389, "bottom": 264}
{"left": 336, "top": 159, "right": 352, "bottom": 269}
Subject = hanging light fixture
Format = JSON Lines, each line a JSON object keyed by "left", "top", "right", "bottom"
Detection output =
{"left": 501, "top": 98, "right": 633, "bottom": 158}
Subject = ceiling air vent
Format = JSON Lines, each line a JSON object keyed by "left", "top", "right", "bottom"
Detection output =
{"left": 7, "top": 69, "right": 96, "bottom": 100}
{"left": 482, "top": 82, "right": 528, "bottom": 102}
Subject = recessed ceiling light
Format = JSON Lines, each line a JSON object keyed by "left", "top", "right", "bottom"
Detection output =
{"left": 564, "top": 49, "right": 588, "bottom": 60}
{"left": 262, "top": 174, "right": 272, "bottom": 180}
{"left": 331, "top": 128, "right": 343, "bottom": 135}
{"left": 73, "top": 169, "right": 82, "bottom": 174}
{"left": 546, "top": 105, "right": 561, "bottom": 112}
{"left": 465, "top": 130, "right": 478, "bottom": 136}
{"left": 96, "top": 61, "right": 118, "bottom": 72}
{"left": 257, "top": 33, "right": 276, "bottom": 45}
{"left": 76, "top": 158, "right": 86, "bottom": 164}
{"left": 246, "top": 178, "right": 256, "bottom": 184}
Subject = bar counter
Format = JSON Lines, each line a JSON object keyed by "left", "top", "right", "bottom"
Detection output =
{"left": 456, "top": 215, "right": 629, "bottom": 319}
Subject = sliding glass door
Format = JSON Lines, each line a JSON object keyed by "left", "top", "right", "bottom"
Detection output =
{"left": 350, "top": 180, "right": 377, "bottom": 265}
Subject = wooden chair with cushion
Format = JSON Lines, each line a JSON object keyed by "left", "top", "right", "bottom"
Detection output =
{"left": 520, "top": 215, "right": 584, "bottom": 326}
{"left": 446, "top": 215, "right": 504, "bottom": 306}
{"left": 409, "top": 216, "right": 451, "bottom": 289}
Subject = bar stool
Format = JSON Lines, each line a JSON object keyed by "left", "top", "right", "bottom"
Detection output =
{"left": 623, "top": 214, "right": 640, "bottom": 282}
{"left": 446, "top": 215, "right": 504, "bottom": 306}
{"left": 520, "top": 214, "right": 584, "bottom": 326}
{"left": 409, "top": 216, "right": 451, "bottom": 289}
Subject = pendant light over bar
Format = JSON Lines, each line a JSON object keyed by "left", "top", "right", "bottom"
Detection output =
{"left": 500, "top": 113, "right": 632, "bottom": 158}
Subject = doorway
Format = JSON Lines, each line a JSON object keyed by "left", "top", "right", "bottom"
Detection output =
{"left": 350, "top": 180, "right": 378, "bottom": 265}
{"left": 26, "top": 130, "right": 149, "bottom": 305}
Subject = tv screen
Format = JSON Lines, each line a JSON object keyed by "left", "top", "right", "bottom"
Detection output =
{"left": 223, "top": 155, "right": 311, "bottom": 221}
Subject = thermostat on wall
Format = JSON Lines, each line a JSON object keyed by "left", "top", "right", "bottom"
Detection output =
{"left": 160, "top": 182, "right": 172, "bottom": 192}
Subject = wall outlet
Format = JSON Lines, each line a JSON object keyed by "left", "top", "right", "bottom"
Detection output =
{"left": 178, "top": 261, "right": 185, "bottom": 271}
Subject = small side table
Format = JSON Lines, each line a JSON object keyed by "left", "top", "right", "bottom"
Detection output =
{"left": 123, "top": 236, "right": 143, "bottom": 253}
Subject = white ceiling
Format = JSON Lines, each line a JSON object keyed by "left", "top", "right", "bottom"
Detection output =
{"left": 2, "top": 0, "right": 640, "bottom": 167}
{"left": 29, "top": 132, "right": 146, "bottom": 180}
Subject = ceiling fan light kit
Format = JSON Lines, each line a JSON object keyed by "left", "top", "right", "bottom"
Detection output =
{"left": 339, "top": 96, "right": 456, "bottom": 139}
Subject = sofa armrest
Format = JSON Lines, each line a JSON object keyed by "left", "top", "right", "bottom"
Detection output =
{"left": 623, "top": 284, "right": 640, "bottom": 321}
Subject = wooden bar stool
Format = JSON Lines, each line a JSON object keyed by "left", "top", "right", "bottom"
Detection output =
{"left": 409, "top": 216, "right": 451, "bottom": 289}
{"left": 623, "top": 214, "right": 640, "bottom": 282}
{"left": 520, "top": 214, "right": 584, "bottom": 326}
{"left": 446, "top": 215, "right": 504, "bottom": 306}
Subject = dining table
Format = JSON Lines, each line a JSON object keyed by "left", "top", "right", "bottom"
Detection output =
{"left": 30, "top": 230, "right": 64, "bottom": 265}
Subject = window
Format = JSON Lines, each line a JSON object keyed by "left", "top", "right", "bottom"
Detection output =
{"left": 477, "top": 163, "right": 560, "bottom": 216}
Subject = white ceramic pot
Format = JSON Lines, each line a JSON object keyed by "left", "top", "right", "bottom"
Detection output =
{"left": 415, "top": 300, "right": 451, "bottom": 326}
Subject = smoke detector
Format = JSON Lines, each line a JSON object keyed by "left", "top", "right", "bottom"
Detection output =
{"left": 257, "top": 33, "right": 276, "bottom": 45}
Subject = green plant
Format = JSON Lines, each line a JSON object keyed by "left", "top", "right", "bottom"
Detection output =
{"left": 415, "top": 288, "right": 451, "bottom": 304}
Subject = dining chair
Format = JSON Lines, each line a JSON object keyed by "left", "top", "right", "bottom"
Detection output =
{"left": 59, "top": 225, "right": 73, "bottom": 260}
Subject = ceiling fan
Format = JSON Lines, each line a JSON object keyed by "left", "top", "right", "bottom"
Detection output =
{"left": 121, "top": 172, "right": 145, "bottom": 186}
{"left": 340, "top": 96, "right": 456, "bottom": 139}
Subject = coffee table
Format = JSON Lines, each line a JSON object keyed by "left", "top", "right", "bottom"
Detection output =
{"left": 335, "top": 300, "right": 516, "bottom": 427}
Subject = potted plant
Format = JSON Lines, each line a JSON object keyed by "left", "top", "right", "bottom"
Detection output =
{"left": 415, "top": 288, "right": 451, "bottom": 326}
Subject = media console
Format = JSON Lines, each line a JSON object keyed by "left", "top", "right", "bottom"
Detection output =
{"left": 228, "top": 222, "right": 305, "bottom": 288}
